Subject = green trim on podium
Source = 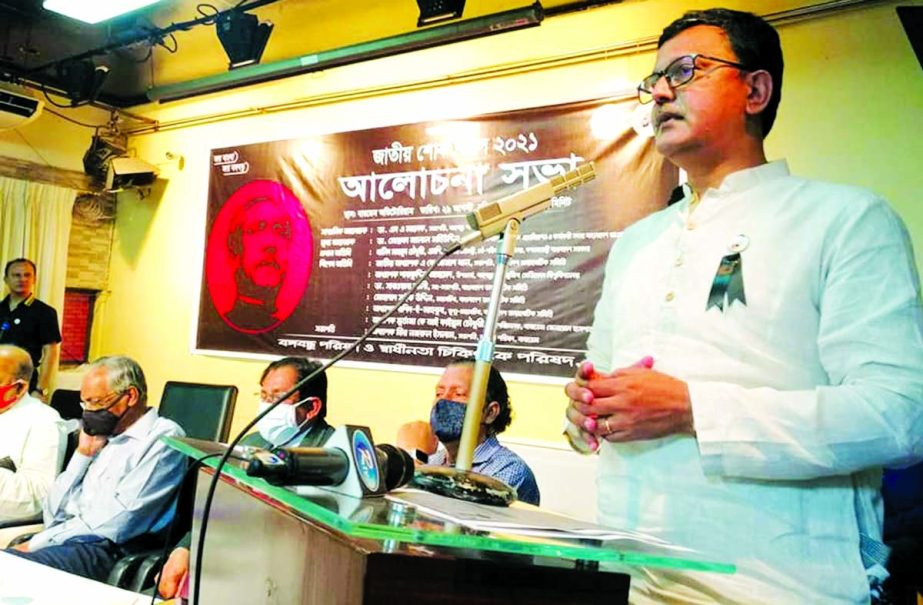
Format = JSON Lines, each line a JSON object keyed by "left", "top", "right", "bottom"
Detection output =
{"left": 165, "top": 436, "right": 735, "bottom": 574}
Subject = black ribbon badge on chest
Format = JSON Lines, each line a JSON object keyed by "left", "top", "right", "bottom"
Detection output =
{"left": 706, "top": 234, "right": 749, "bottom": 312}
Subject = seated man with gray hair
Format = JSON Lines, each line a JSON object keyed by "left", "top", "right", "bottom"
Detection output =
{"left": 5, "top": 355, "right": 185, "bottom": 581}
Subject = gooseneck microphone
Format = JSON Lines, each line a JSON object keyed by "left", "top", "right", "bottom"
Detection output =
{"left": 247, "top": 447, "right": 350, "bottom": 486}
{"left": 193, "top": 165, "right": 595, "bottom": 602}
{"left": 245, "top": 426, "right": 415, "bottom": 496}
{"left": 448, "top": 162, "right": 597, "bottom": 252}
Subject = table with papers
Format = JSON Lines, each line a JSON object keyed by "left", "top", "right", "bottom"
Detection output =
{"left": 0, "top": 551, "right": 151, "bottom": 605}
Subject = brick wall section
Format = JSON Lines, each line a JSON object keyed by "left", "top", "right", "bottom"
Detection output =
{"left": 65, "top": 209, "right": 114, "bottom": 289}
{"left": 62, "top": 198, "right": 116, "bottom": 364}
{"left": 60, "top": 290, "right": 91, "bottom": 363}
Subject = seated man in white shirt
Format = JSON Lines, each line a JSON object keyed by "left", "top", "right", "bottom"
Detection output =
{"left": 0, "top": 345, "right": 66, "bottom": 524}
{"left": 5, "top": 355, "right": 185, "bottom": 582}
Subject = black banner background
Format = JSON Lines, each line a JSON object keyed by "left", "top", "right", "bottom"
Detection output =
{"left": 196, "top": 98, "right": 677, "bottom": 378}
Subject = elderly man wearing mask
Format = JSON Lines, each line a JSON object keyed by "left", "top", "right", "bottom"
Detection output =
{"left": 5, "top": 355, "right": 185, "bottom": 582}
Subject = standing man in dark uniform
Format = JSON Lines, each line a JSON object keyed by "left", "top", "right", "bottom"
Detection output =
{"left": 0, "top": 259, "right": 61, "bottom": 402}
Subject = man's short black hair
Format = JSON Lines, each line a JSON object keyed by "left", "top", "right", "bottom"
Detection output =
{"left": 261, "top": 357, "right": 327, "bottom": 420}
{"left": 659, "top": 8, "right": 784, "bottom": 136}
{"left": 450, "top": 361, "right": 513, "bottom": 435}
{"left": 4, "top": 258, "right": 37, "bottom": 278}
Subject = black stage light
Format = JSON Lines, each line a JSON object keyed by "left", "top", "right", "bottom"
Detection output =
{"left": 83, "top": 132, "right": 127, "bottom": 183}
{"left": 897, "top": 7, "right": 923, "bottom": 72}
{"left": 56, "top": 59, "right": 109, "bottom": 105}
{"left": 216, "top": 10, "right": 274, "bottom": 70}
{"left": 416, "top": 0, "right": 465, "bottom": 27}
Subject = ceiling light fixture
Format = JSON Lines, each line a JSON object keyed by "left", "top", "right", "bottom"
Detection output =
{"left": 216, "top": 11, "right": 274, "bottom": 70}
{"left": 42, "top": 0, "right": 163, "bottom": 24}
{"left": 416, "top": 0, "right": 466, "bottom": 27}
{"left": 82, "top": 131, "right": 158, "bottom": 192}
{"left": 149, "top": 3, "right": 543, "bottom": 103}
{"left": 83, "top": 131, "right": 127, "bottom": 184}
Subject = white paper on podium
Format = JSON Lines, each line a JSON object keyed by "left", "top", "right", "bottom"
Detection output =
{"left": 0, "top": 551, "right": 153, "bottom": 605}
{"left": 387, "top": 489, "right": 689, "bottom": 550}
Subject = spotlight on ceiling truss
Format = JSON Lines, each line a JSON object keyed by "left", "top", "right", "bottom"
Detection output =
{"left": 83, "top": 131, "right": 158, "bottom": 191}
{"left": 216, "top": 10, "right": 274, "bottom": 70}
{"left": 56, "top": 59, "right": 109, "bottom": 106}
{"left": 416, "top": 0, "right": 466, "bottom": 27}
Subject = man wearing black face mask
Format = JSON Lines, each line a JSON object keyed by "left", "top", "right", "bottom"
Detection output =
{"left": 424, "top": 361, "right": 540, "bottom": 506}
{"left": 5, "top": 355, "right": 185, "bottom": 582}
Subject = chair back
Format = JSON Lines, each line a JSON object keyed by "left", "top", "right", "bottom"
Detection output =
{"left": 61, "top": 427, "right": 80, "bottom": 469}
{"left": 106, "top": 382, "right": 238, "bottom": 590}
{"left": 49, "top": 389, "right": 82, "bottom": 421}
{"left": 882, "top": 461, "right": 923, "bottom": 602}
{"left": 158, "top": 381, "right": 238, "bottom": 442}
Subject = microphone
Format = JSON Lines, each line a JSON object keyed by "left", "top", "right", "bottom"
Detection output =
{"left": 452, "top": 162, "right": 596, "bottom": 250}
{"left": 245, "top": 425, "right": 414, "bottom": 497}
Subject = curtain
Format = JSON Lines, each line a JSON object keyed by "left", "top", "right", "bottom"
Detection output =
{"left": 0, "top": 175, "right": 76, "bottom": 376}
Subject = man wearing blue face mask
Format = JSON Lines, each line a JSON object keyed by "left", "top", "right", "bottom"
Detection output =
{"left": 426, "top": 361, "right": 540, "bottom": 506}
{"left": 239, "top": 356, "right": 334, "bottom": 450}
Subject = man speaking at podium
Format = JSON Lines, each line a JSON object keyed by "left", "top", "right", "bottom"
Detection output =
{"left": 564, "top": 8, "right": 923, "bottom": 604}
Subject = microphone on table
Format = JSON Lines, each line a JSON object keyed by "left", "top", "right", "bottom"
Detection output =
{"left": 449, "top": 162, "right": 596, "bottom": 252}
{"left": 245, "top": 425, "right": 414, "bottom": 498}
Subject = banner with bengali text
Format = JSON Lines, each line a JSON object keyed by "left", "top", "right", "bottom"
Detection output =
{"left": 195, "top": 98, "right": 677, "bottom": 379}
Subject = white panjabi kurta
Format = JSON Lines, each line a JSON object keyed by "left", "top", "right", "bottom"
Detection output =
{"left": 588, "top": 161, "right": 923, "bottom": 604}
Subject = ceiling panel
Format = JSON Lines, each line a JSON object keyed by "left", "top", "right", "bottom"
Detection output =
{"left": 0, "top": 0, "right": 619, "bottom": 107}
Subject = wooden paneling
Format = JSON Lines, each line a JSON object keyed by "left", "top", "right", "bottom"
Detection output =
{"left": 0, "top": 155, "right": 97, "bottom": 192}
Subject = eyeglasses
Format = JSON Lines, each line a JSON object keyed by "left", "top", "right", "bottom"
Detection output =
{"left": 637, "top": 54, "right": 750, "bottom": 104}
{"left": 80, "top": 390, "right": 127, "bottom": 411}
{"left": 256, "top": 390, "right": 314, "bottom": 406}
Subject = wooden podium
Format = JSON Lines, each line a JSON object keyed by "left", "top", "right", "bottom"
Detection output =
{"left": 166, "top": 437, "right": 733, "bottom": 605}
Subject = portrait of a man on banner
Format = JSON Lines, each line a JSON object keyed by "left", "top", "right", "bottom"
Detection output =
{"left": 205, "top": 179, "right": 314, "bottom": 334}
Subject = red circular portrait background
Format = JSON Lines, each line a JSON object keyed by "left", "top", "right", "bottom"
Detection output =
{"left": 205, "top": 180, "right": 313, "bottom": 334}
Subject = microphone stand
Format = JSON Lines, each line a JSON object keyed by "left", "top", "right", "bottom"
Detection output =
{"left": 413, "top": 219, "right": 521, "bottom": 506}
{"left": 191, "top": 165, "right": 599, "bottom": 598}
{"left": 457, "top": 218, "right": 518, "bottom": 470}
